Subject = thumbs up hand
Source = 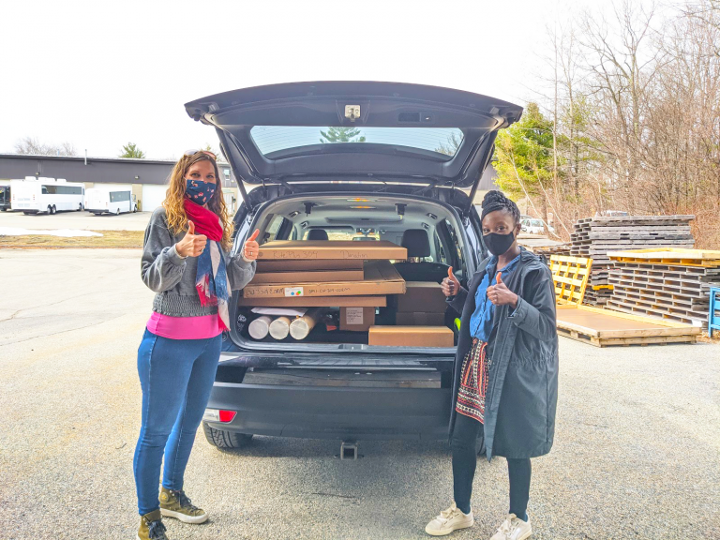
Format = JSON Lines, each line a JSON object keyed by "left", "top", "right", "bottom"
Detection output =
{"left": 441, "top": 266, "right": 461, "bottom": 297}
{"left": 177, "top": 220, "right": 208, "bottom": 258}
{"left": 243, "top": 229, "right": 260, "bottom": 261}
{"left": 486, "top": 271, "right": 518, "bottom": 307}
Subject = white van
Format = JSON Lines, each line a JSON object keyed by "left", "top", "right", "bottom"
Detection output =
{"left": 11, "top": 177, "right": 85, "bottom": 214}
{"left": 85, "top": 185, "right": 137, "bottom": 215}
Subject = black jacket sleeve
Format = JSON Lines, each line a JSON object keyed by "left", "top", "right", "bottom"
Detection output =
{"left": 509, "top": 266, "right": 556, "bottom": 341}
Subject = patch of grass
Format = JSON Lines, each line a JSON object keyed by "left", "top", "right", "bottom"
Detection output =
{"left": 0, "top": 230, "right": 144, "bottom": 249}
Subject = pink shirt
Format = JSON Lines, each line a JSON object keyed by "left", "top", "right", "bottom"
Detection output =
{"left": 146, "top": 312, "right": 224, "bottom": 340}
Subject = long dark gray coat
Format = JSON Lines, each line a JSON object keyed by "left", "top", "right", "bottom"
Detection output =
{"left": 448, "top": 248, "right": 558, "bottom": 461}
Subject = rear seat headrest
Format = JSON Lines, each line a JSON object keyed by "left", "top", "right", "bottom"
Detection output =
{"left": 401, "top": 229, "right": 431, "bottom": 258}
{"left": 307, "top": 229, "right": 329, "bottom": 241}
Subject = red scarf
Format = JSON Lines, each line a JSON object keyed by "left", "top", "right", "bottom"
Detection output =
{"left": 183, "top": 199, "right": 223, "bottom": 241}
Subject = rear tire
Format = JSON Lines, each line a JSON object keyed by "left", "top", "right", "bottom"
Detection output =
{"left": 48, "top": 206, "right": 55, "bottom": 215}
{"left": 78, "top": 203, "right": 83, "bottom": 211}
{"left": 202, "top": 422, "right": 253, "bottom": 449}
{"left": 133, "top": 204, "right": 138, "bottom": 213}
{"left": 115, "top": 208, "right": 120, "bottom": 216}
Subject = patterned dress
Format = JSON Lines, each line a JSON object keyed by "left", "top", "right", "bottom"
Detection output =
{"left": 455, "top": 339, "right": 490, "bottom": 423}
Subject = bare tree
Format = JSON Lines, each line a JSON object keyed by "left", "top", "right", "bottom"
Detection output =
{"left": 14, "top": 136, "right": 78, "bottom": 156}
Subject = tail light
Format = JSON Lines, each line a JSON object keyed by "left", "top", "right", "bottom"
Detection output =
{"left": 203, "top": 409, "right": 236, "bottom": 423}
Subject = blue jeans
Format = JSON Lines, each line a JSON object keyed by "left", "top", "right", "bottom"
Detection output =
{"left": 133, "top": 329, "right": 221, "bottom": 515}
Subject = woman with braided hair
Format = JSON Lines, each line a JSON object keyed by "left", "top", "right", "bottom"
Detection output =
{"left": 425, "top": 190, "right": 558, "bottom": 540}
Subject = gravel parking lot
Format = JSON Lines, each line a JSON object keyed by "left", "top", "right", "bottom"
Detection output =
{"left": 0, "top": 248, "right": 718, "bottom": 540}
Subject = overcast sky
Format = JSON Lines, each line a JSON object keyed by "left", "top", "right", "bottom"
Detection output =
{"left": 2, "top": 0, "right": 671, "bottom": 161}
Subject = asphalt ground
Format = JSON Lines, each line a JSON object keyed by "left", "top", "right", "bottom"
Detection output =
{"left": 0, "top": 209, "right": 152, "bottom": 231}
{"left": 0, "top": 249, "right": 718, "bottom": 540}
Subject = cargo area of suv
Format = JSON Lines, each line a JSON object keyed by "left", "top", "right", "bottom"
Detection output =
{"left": 184, "top": 81, "right": 522, "bottom": 450}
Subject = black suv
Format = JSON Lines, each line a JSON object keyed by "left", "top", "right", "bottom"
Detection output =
{"left": 184, "top": 82, "right": 522, "bottom": 450}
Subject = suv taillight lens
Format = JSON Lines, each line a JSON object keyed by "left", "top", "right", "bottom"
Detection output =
{"left": 203, "top": 409, "right": 236, "bottom": 423}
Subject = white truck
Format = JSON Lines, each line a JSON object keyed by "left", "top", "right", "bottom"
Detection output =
{"left": 85, "top": 185, "right": 137, "bottom": 215}
{"left": 10, "top": 177, "right": 85, "bottom": 214}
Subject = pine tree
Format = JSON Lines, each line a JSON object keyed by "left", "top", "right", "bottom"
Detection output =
{"left": 319, "top": 127, "right": 366, "bottom": 143}
{"left": 119, "top": 143, "right": 146, "bottom": 159}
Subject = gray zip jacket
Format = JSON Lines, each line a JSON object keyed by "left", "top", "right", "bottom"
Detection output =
{"left": 141, "top": 207, "right": 256, "bottom": 317}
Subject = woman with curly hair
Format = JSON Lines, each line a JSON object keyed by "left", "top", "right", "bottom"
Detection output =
{"left": 424, "top": 190, "right": 558, "bottom": 540}
{"left": 133, "top": 150, "right": 259, "bottom": 540}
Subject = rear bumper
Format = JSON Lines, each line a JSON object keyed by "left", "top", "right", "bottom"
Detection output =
{"left": 205, "top": 382, "right": 452, "bottom": 441}
{"left": 86, "top": 208, "right": 107, "bottom": 214}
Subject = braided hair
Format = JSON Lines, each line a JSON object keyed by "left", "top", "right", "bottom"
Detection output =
{"left": 480, "top": 190, "right": 521, "bottom": 225}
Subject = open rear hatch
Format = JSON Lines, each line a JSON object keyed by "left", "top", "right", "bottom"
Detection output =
{"left": 185, "top": 81, "right": 523, "bottom": 211}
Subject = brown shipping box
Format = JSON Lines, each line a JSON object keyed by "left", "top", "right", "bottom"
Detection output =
{"left": 242, "top": 260, "right": 405, "bottom": 299}
{"left": 395, "top": 312, "right": 446, "bottom": 326}
{"left": 237, "top": 295, "right": 387, "bottom": 308}
{"left": 340, "top": 307, "right": 376, "bottom": 331}
{"left": 257, "top": 259, "right": 364, "bottom": 272}
{"left": 396, "top": 281, "right": 448, "bottom": 313}
{"left": 250, "top": 269, "right": 364, "bottom": 285}
{"left": 369, "top": 326, "right": 455, "bottom": 347}
{"left": 257, "top": 240, "right": 407, "bottom": 261}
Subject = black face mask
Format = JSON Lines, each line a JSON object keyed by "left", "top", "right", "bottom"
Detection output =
{"left": 483, "top": 230, "right": 516, "bottom": 257}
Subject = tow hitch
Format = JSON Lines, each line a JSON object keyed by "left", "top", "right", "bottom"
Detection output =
{"left": 340, "top": 440, "right": 359, "bottom": 460}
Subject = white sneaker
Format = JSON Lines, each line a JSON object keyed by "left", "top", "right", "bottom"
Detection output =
{"left": 489, "top": 513, "right": 532, "bottom": 540}
{"left": 425, "top": 502, "right": 474, "bottom": 536}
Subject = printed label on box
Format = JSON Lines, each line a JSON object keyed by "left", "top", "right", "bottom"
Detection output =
{"left": 284, "top": 287, "right": 304, "bottom": 297}
{"left": 345, "top": 307, "right": 364, "bottom": 325}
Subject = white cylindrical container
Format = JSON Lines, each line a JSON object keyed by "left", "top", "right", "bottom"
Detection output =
{"left": 289, "top": 309, "right": 320, "bottom": 340}
{"left": 248, "top": 316, "right": 272, "bottom": 340}
{"left": 269, "top": 316, "right": 291, "bottom": 340}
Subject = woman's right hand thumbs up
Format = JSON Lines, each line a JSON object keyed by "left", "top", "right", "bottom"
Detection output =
{"left": 176, "top": 220, "right": 208, "bottom": 258}
{"left": 442, "top": 266, "right": 461, "bottom": 297}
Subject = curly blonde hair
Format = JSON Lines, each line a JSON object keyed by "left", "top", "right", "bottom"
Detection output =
{"left": 163, "top": 152, "right": 234, "bottom": 251}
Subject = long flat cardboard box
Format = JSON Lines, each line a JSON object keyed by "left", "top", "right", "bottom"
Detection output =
{"left": 237, "top": 296, "right": 387, "bottom": 308}
{"left": 257, "top": 259, "right": 364, "bottom": 272}
{"left": 242, "top": 260, "right": 405, "bottom": 298}
{"left": 369, "top": 326, "right": 455, "bottom": 347}
{"left": 257, "top": 240, "right": 407, "bottom": 261}
{"left": 250, "top": 269, "right": 364, "bottom": 285}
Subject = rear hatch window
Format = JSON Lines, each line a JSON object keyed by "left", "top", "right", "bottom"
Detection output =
{"left": 250, "top": 126, "right": 464, "bottom": 157}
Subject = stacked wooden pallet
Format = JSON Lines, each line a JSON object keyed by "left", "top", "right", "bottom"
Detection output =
{"left": 569, "top": 216, "right": 695, "bottom": 306}
{"left": 606, "top": 249, "right": 720, "bottom": 326}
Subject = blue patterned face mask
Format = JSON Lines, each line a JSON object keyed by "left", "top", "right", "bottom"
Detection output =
{"left": 185, "top": 179, "right": 216, "bottom": 205}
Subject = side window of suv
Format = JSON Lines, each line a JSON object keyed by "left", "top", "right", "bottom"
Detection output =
{"left": 261, "top": 214, "right": 290, "bottom": 244}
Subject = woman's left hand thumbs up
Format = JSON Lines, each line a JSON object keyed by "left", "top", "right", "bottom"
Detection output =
{"left": 487, "top": 272, "right": 518, "bottom": 308}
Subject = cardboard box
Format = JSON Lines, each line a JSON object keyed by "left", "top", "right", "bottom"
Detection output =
{"left": 368, "top": 326, "right": 455, "bottom": 347}
{"left": 242, "top": 260, "right": 405, "bottom": 299}
{"left": 237, "top": 295, "right": 387, "bottom": 308}
{"left": 257, "top": 259, "right": 364, "bottom": 272}
{"left": 250, "top": 269, "right": 364, "bottom": 285}
{"left": 396, "top": 312, "right": 446, "bottom": 326}
{"left": 396, "top": 281, "right": 447, "bottom": 313}
{"left": 340, "top": 307, "right": 376, "bottom": 331}
{"left": 257, "top": 240, "right": 407, "bottom": 261}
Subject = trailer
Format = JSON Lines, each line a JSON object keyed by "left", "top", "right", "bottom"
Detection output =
{"left": 10, "top": 177, "right": 85, "bottom": 214}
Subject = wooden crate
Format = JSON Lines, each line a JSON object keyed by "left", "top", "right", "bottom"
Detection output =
{"left": 556, "top": 304, "right": 700, "bottom": 347}
{"left": 550, "top": 255, "right": 592, "bottom": 306}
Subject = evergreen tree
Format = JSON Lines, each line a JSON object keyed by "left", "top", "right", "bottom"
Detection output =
{"left": 119, "top": 143, "right": 146, "bottom": 159}
{"left": 493, "top": 103, "right": 559, "bottom": 225}
{"left": 319, "top": 127, "right": 366, "bottom": 143}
